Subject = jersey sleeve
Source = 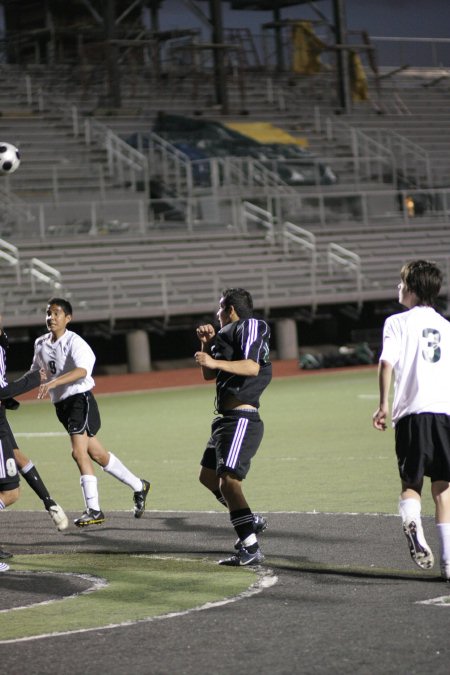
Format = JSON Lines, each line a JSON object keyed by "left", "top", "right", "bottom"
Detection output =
{"left": 379, "top": 316, "right": 402, "bottom": 366}
{"left": 0, "top": 369, "right": 41, "bottom": 399}
{"left": 71, "top": 334, "right": 96, "bottom": 376}
{"left": 237, "top": 319, "right": 270, "bottom": 363}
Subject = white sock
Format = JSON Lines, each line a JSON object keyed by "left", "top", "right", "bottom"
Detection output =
{"left": 242, "top": 533, "right": 257, "bottom": 548}
{"left": 399, "top": 497, "right": 428, "bottom": 546}
{"left": 0, "top": 499, "right": 5, "bottom": 510}
{"left": 436, "top": 523, "right": 450, "bottom": 563}
{"left": 80, "top": 475, "right": 100, "bottom": 512}
{"left": 399, "top": 497, "right": 421, "bottom": 522}
{"left": 102, "top": 452, "right": 142, "bottom": 492}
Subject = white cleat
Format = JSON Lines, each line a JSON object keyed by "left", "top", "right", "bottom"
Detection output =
{"left": 48, "top": 504, "right": 69, "bottom": 532}
{"left": 0, "top": 561, "right": 10, "bottom": 572}
{"left": 403, "top": 519, "right": 434, "bottom": 570}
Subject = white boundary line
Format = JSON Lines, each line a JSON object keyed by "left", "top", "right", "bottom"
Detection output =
{"left": 0, "top": 571, "right": 107, "bottom": 613}
{"left": 0, "top": 559, "right": 278, "bottom": 644}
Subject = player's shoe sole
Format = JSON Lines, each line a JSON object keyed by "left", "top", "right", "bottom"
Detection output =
{"left": 74, "top": 509, "right": 105, "bottom": 528}
{"left": 403, "top": 519, "right": 434, "bottom": 569}
{"left": 48, "top": 504, "right": 69, "bottom": 531}
{"left": 0, "top": 562, "right": 10, "bottom": 572}
{"left": 133, "top": 479, "right": 151, "bottom": 518}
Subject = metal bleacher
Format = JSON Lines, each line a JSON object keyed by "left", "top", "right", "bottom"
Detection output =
{"left": 1, "top": 54, "right": 450, "bottom": 328}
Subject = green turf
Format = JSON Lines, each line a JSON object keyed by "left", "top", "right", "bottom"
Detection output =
{"left": 0, "top": 553, "right": 254, "bottom": 640}
{"left": 9, "top": 369, "right": 435, "bottom": 516}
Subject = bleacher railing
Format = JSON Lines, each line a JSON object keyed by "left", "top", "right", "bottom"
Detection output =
{"left": 283, "top": 221, "right": 318, "bottom": 313}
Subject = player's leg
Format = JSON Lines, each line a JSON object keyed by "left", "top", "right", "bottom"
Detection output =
{"left": 0, "top": 485, "right": 20, "bottom": 571}
{"left": 432, "top": 481, "right": 450, "bottom": 580}
{"left": 396, "top": 415, "right": 434, "bottom": 569}
{"left": 85, "top": 393, "right": 150, "bottom": 518}
{"left": 200, "top": 426, "right": 267, "bottom": 533}
{"left": 215, "top": 412, "right": 265, "bottom": 566}
{"left": 399, "top": 481, "right": 434, "bottom": 569}
{"left": 14, "top": 447, "right": 68, "bottom": 531}
{"left": 87, "top": 435, "right": 150, "bottom": 518}
{"left": 70, "top": 432, "right": 105, "bottom": 527}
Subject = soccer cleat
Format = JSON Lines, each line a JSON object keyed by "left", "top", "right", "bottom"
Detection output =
{"left": 253, "top": 513, "right": 267, "bottom": 534}
{"left": 440, "top": 561, "right": 450, "bottom": 581}
{"left": 402, "top": 519, "right": 434, "bottom": 569}
{"left": 0, "top": 548, "right": 12, "bottom": 559}
{"left": 48, "top": 504, "right": 69, "bottom": 532}
{"left": 0, "top": 562, "right": 9, "bottom": 572}
{"left": 133, "top": 479, "right": 151, "bottom": 518}
{"left": 74, "top": 509, "right": 105, "bottom": 528}
{"left": 219, "top": 546, "right": 264, "bottom": 567}
{"left": 235, "top": 513, "right": 268, "bottom": 551}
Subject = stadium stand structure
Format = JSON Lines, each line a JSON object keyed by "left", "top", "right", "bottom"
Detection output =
{"left": 0, "top": 57, "right": 450, "bottom": 330}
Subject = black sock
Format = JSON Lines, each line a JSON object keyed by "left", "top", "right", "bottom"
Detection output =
{"left": 20, "top": 465, "right": 55, "bottom": 510}
{"left": 230, "top": 508, "right": 256, "bottom": 544}
{"left": 212, "top": 489, "right": 227, "bottom": 508}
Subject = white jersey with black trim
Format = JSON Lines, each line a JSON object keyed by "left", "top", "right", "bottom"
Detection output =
{"left": 380, "top": 305, "right": 450, "bottom": 424}
{"left": 31, "top": 329, "right": 95, "bottom": 403}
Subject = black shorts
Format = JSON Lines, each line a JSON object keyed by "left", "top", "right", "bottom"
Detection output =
{"left": 201, "top": 410, "right": 264, "bottom": 480}
{"left": 395, "top": 413, "right": 450, "bottom": 484}
{"left": 0, "top": 424, "right": 19, "bottom": 489}
{"left": 55, "top": 391, "right": 101, "bottom": 437}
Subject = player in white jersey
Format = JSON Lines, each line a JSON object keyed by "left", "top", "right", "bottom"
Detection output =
{"left": 373, "top": 260, "right": 450, "bottom": 580}
{"left": 31, "top": 298, "right": 151, "bottom": 528}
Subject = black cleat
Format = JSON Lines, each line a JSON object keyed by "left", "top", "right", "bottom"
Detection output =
{"left": 0, "top": 548, "right": 13, "bottom": 559}
{"left": 219, "top": 547, "right": 264, "bottom": 567}
{"left": 74, "top": 509, "right": 105, "bottom": 528}
{"left": 133, "top": 479, "right": 151, "bottom": 518}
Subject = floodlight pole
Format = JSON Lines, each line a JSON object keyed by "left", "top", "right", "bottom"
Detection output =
{"left": 104, "top": 0, "right": 122, "bottom": 108}
{"left": 332, "top": 0, "right": 351, "bottom": 113}
{"left": 208, "top": 0, "right": 229, "bottom": 114}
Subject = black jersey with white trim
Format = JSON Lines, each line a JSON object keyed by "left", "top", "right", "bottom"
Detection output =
{"left": 212, "top": 318, "right": 272, "bottom": 412}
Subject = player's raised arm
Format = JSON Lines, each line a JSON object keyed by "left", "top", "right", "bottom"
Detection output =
{"left": 195, "top": 323, "right": 217, "bottom": 380}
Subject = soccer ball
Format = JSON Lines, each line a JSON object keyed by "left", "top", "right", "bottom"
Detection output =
{"left": 0, "top": 142, "right": 20, "bottom": 175}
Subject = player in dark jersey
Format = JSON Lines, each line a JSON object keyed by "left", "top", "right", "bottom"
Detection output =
{"left": 195, "top": 288, "right": 272, "bottom": 566}
{"left": 0, "top": 363, "right": 47, "bottom": 571}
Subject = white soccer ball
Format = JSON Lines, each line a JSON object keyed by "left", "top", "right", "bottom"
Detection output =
{"left": 0, "top": 142, "right": 20, "bottom": 175}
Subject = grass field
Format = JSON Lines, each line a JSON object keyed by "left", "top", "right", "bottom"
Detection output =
{"left": 10, "top": 368, "right": 436, "bottom": 517}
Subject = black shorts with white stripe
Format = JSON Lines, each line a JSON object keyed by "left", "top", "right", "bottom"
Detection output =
{"left": 55, "top": 391, "right": 101, "bottom": 437}
{"left": 201, "top": 409, "right": 264, "bottom": 480}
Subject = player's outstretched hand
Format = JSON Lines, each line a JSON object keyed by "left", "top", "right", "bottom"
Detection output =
{"left": 372, "top": 406, "right": 388, "bottom": 431}
{"left": 196, "top": 324, "right": 215, "bottom": 344}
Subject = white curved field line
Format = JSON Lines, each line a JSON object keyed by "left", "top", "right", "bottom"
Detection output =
{"left": 0, "top": 571, "right": 107, "bottom": 613}
{"left": 0, "top": 559, "right": 278, "bottom": 644}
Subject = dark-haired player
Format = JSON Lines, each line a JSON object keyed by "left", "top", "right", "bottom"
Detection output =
{"left": 31, "top": 298, "right": 151, "bottom": 527}
{"left": 195, "top": 288, "right": 272, "bottom": 566}
{"left": 373, "top": 260, "right": 450, "bottom": 581}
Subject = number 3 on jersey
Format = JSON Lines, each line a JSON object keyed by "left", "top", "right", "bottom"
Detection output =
{"left": 422, "top": 328, "right": 441, "bottom": 363}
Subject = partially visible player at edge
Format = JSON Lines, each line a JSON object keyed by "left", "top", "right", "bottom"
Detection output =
{"left": 195, "top": 288, "right": 272, "bottom": 566}
{"left": 31, "top": 298, "right": 150, "bottom": 527}
{"left": 0, "top": 362, "right": 48, "bottom": 571}
{"left": 373, "top": 260, "right": 450, "bottom": 581}
{"left": 0, "top": 321, "right": 68, "bottom": 556}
